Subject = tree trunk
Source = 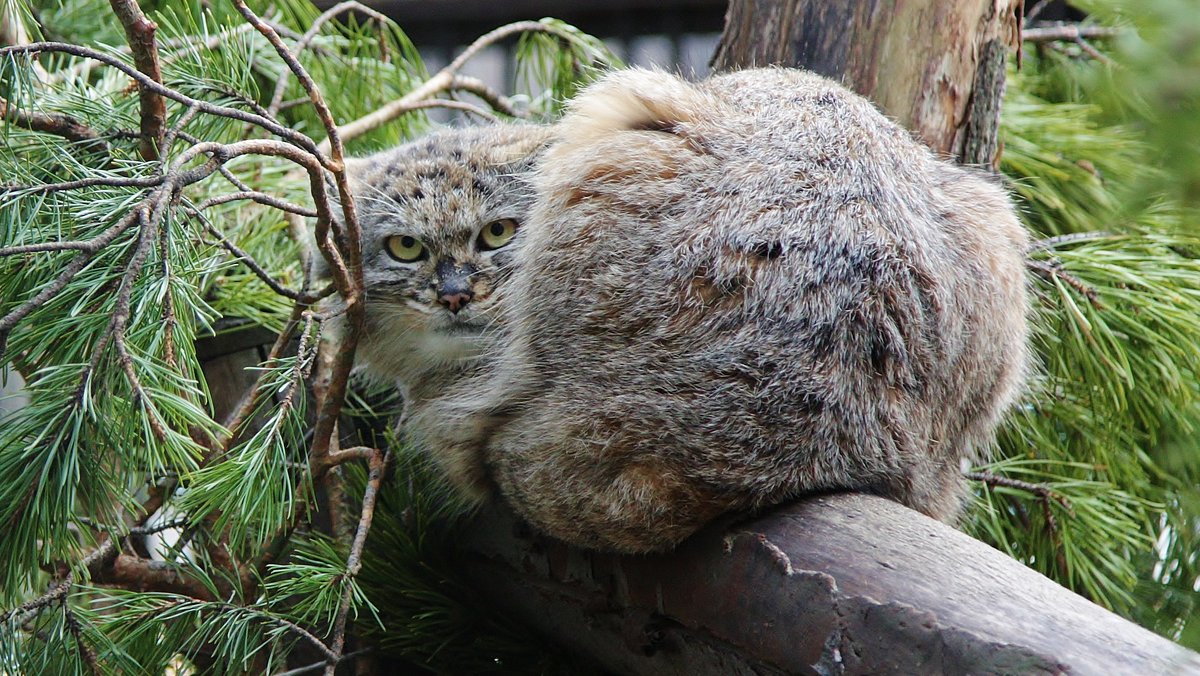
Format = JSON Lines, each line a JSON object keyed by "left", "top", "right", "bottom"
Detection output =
{"left": 711, "top": 0, "right": 1021, "bottom": 164}
{"left": 455, "top": 494, "right": 1200, "bottom": 675}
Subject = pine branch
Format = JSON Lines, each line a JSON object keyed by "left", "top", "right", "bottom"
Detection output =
{"left": 0, "top": 42, "right": 326, "bottom": 161}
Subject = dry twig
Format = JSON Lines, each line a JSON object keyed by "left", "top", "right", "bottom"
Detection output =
{"left": 324, "top": 449, "right": 391, "bottom": 676}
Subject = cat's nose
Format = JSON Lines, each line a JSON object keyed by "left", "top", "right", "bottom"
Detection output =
{"left": 435, "top": 259, "right": 477, "bottom": 314}
{"left": 439, "top": 290, "right": 473, "bottom": 313}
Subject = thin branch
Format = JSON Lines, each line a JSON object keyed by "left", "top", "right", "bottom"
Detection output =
{"left": 219, "top": 309, "right": 303, "bottom": 438}
{"left": 161, "top": 104, "right": 199, "bottom": 159}
{"left": 448, "top": 74, "right": 522, "bottom": 118}
{"left": 325, "top": 449, "right": 391, "bottom": 675}
{"left": 108, "top": 0, "right": 166, "bottom": 160}
{"left": 326, "top": 70, "right": 450, "bottom": 148}
{"left": 158, "top": 204, "right": 178, "bottom": 371}
{"left": 233, "top": 1, "right": 347, "bottom": 167}
{"left": 384, "top": 98, "right": 502, "bottom": 123}
{"left": 1027, "top": 231, "right": 1115, "bottom": 253}
{"left": 1027, "top": 258, "right": 1103, "bottom": 307}
{"left": 62, "top": 601, "right": 100, "bottom": 675}
{"left": 273, "top": 649, "right": 370, "bottom": 676}
{"left": 966, "top": 471, "right": 1074, "bottom": 513}
{"left": 1, "top": 175, "right": 163, "bottom": 194}
{"left": 195, "top": 191, "right": 318, "bottom": 217}
{"left": 1023, "top": 0, "right": 1052, "bottom": 26}
{"left": 196, "top": 603, "right": 340, "bottom": 665}
{"left": 0, "top": 251, "right": 92, "bottom": 361}
{"left": 317, "top": 446, "right": 377, "bottom": 472}
{"left": 0, "top": 207, "right": 142, "bottom": 257}
{"left": 77, "top": 517, "right": 193, "bottom": 536}
{"left": 1074, "top": 37, "right": 1114, "bottom": 65}
{"left": 0, "top": 43, "right": 328, "bottom": 163}
{"left": 327, "top": 20, "right": 565, "bottom": 148}
{"left": 446, "top": 20, "right": 558, "bottom": 74}
{"left": 967, "top": 470, "right": 1075, "bottom": 580}
{"left": 201, "top": 220, "right": 312, "bottom": 301}
{"left": 266, "top": 1, "right": 393, "bottom": 117}
{"left": 255, "top": 612, "right": 340, "bottom": 665}
{"left": 0, "top": 96, "right": 107, "bottom": 148}
{"left": 0, "top": 580, "right": 70, "bottom": 623}
{"left": 109, "top": 203, "right": 171, "bottom": 442}
{"left": 1023, "top": 25, "right": 1121, "bottom": 43}
{"left": 216, "top": 164, "right": 255, "bottom": 192}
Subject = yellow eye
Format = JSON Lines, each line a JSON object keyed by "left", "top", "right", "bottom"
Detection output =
{"left": 384, "top": 235, "right": 426, "bottom": 262}
{"left": 478, "top": 219, "right": 519, "bottom": 251}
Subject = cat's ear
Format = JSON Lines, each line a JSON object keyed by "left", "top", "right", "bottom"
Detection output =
{"left": 322, "top": 156, "right": 370, "bottom": 220}
{"left": 487, "top": 126, "right": 556, "bottom": 171}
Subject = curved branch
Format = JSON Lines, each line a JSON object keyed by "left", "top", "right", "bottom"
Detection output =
{"left": 447, "top": 74, "right": 522, "bottom": 118}
{"left": 328, "top": 21, "right": 569, "bottom": 147}
{"left": 266, "top": 1, "right": 393, "bottom": 116}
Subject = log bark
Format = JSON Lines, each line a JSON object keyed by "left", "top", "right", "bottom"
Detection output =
{"left": 710, "top": 0, "right": 1021, "bottom": 162}
{"left": 455, "top": 494, "right": 1200, "bottom": 675}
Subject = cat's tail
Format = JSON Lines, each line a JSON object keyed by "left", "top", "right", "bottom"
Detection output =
{"left": 553, "top": 67, "right": 720, "bottom": 147}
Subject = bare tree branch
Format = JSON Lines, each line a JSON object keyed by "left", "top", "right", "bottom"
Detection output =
{"left": 108, "top": 0, "right": 166, "bottom": 160}
{"left": 447, "top": 74, "right": 523, "bottom": 118}
{"left": 194, "top": 191, "right": 318, "bottom": 217}
{"left": 1023, "top": 24, "right": 1121, "bottom": 43}
{"left": 325, "top": 449, "right": 390, "bottom": 675}
{"left": 1023, "top": 0, "right": 1052, "bottom": 25}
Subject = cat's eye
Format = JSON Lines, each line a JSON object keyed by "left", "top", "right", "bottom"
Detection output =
{"left": 384, "top": 234, "right": 427, "bottom": 262}
{"left": 478, "top": 219, "right": 519, "bottom": 251}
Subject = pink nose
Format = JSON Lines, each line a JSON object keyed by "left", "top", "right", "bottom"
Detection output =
{"left": 439, "top": 291, "right": 472, "bottom": 313}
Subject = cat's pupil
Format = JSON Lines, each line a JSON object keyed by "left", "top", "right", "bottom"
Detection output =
{"left": 490, "top": 222, "right": 504, "bottom": 236}
{"left": 401, "top": 236, "right": 415, "bottom": 247}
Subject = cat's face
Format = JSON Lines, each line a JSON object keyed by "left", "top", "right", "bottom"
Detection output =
{"left": 343, "top": 126, "right": 552, "bottom": 385}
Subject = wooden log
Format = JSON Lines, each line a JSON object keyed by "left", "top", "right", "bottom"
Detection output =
{"left": 454, "top": 493, "right": 1200, "bottom": 675}
{"left": 710, "top": 0, "right": 1021, "bottom": 162}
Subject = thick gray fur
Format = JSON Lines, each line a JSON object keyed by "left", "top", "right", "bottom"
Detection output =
{"left": 355, "top": 68, "right": 1031, "bottom": 554}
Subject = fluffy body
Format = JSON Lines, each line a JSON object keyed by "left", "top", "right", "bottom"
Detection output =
{"left": 341, "top": 125, "right": 553, "bottom": 488}
{"left": 411, "top": 68, "right": 1031, "bottom": 553}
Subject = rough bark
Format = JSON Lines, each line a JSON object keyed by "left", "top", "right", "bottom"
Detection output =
{"left": 455, "top": 494, "right": 1200, "bottom": 675}
{"left": 711, "top": 0, "right": 1021, "bottom": 162}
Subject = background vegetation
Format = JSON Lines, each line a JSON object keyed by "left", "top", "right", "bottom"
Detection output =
{"left": 0, "top": 0, "right": 1197, "bottom": 672}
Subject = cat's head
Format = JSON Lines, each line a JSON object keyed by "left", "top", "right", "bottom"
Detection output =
{"left": 327, "top": 125, "right": 554, "bottom": 385}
